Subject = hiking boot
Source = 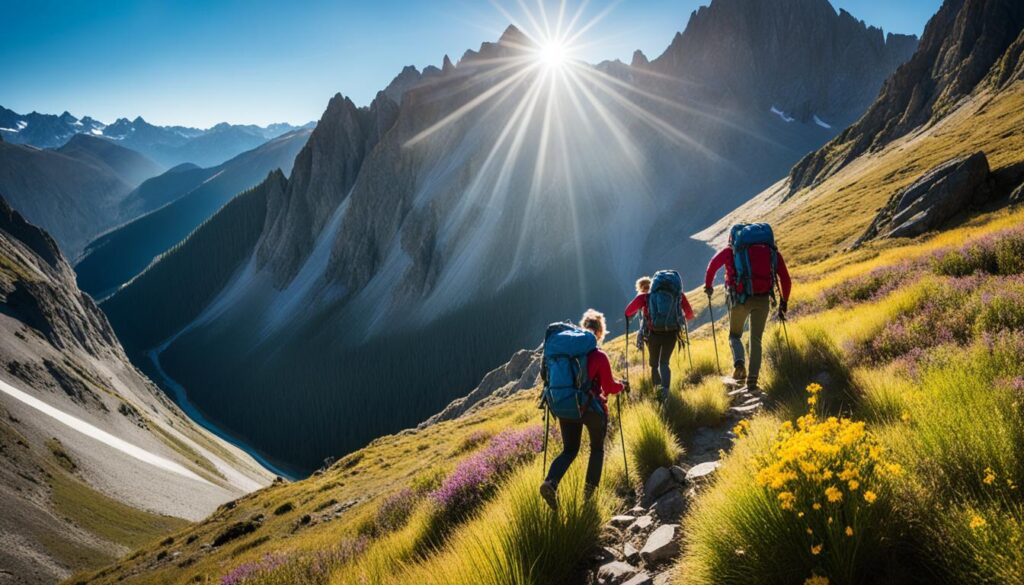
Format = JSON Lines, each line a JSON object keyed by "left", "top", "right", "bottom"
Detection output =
{"left": 732, "top": 363, "right": 746, "bottom": 383}
{"left": 540, "top": 481, "right": 559, "bottom": 511}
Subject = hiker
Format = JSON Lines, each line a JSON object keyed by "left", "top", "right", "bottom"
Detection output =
{"left": 704, "top": 223, "right": 791, "bottom": 392}
{"left": 624, "top": 270, "right": 695, "bottom": 401}
{"left": 540, "top": 309, "right": 628, "bottom": 510}
{"left": 633, "top": 276, "right": 651, "bottom": 353}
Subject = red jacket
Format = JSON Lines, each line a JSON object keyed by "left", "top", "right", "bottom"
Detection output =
{"left": 624, "top": 292, "right": 695, "bottom": 326}
{"left": 704, "top": 247, "right": 791, "bottom": 300}
{"left": 587, "top": 348, "right": 622, "bottom": 413}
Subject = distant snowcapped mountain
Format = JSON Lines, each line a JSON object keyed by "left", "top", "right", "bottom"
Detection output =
{"left": 0, "top": 107, "right": 314, "bottom": 168}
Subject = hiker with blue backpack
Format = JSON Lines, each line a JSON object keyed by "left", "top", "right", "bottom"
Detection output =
{"left": 624, "top": 270, "right": 695, "bottom": 401}
{"left": 539, "top": 309, "right": 628, "bottom": 510}
{"left": 704, "top": 223, "right": 792, "bottom": 392}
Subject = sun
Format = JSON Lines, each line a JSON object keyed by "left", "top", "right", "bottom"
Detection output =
{"left": 537, "top": 41, "right": 569, "bottom": 70}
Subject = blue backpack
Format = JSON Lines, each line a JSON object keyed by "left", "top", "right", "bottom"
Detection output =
{"left": 541, "top": 322, "right": 601, "bottom": 420}
{"left": 729, "top": 223, "right": 778, "bottom": 305}
{"left": 647, "top": 270, "right": 683, "bottom": 332}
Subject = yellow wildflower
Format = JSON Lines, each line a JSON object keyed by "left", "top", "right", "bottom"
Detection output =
{"left": 845, "top": 526, "right": 854, "bottom": 537}
{"left": 983, "top": 467, "right": 996, "bottom": 485}
{"left": 808, "top": 395, "right": 818, "bottom": 407}
{"left": 848, "top": 479, "right": 860, "bottom": 491}
{"left": 778, "top": 491, "right": 796, "bottom": 511}
{"left": 970, "top": 515, "right": 987, "bottom": 530}
{"left": 863, "top": 491, "right": 878, "bottom": 504}
{"left": 825, "top": 486, "right": 843, "bottom": 503}
{"left": 733, "top": 419, "right": 750, "bottom": 437}
{"left": 810, "top": 543, "right": 823, "bottom": 555}
{"left": 805, "top": 576, "right": 829, "bottom": 585}
{"left": 807, "top": 383, "right": 822, "bottom": 395}
{"left": 812, "top": 502, "right": 822, "bottom": 511}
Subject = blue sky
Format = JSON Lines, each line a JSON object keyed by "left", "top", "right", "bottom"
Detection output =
{"left": 0, "top": 0, "right": 942, "bottom": 128}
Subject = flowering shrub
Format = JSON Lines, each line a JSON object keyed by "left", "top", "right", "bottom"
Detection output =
{"left": 754, "top": 384, "right": 901, "bottom": 584}
{"left": 222, "top": 554, "right": 288, "bottom": 585}
{"left": 360, "top": 488, "right": 420, "bottom": 537}
{"left": 930, "top": 226, "right": 1024, "bottom": 277}
{"left": 221, "top": 538, "right": 368, "bottom": 585}
{"left": 429, "top": 425, "right": 546, "bottom": 520}
{"left": 820, "top": 264, "right": 917, "bottom": 310}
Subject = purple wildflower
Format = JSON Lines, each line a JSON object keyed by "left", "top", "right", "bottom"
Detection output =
{"left": 429, "top": 425, "right": 546, "bottom": 516}
{"left": 221, "top": 553, "right": 288, "bottom": 585}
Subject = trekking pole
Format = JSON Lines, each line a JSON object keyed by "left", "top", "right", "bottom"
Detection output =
{"left": 776, "top": 283, "right": 796, "bottom": 364}
{"left": 624, "top": 316, "right": 631, "bottom": 402}
{"left": 682, "top": 320, "right": 694, "bottom": 375}
{"left": 616, "top": 393, "right": 630, "bottom": 489}
{"left": 707, "top": 289, "right": 723, "bottom": 376}
{"left": 542, "top": 403, "right": 550, "bottom": 478}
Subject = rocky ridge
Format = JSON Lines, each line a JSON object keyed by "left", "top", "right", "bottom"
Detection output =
{"left": 789, "top": 0, "right": 1024, "bottom": 191}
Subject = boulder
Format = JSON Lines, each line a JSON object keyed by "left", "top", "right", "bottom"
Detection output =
{"left": 728, "top": 403, "right": 762, "bottom": 416}
{"left": 669, "top": 465, "right": 687, "bottom": 484}
{"left": 685, "top": 461, "right": 721, "bottom": 483}
{"left": 642, "top": 467, "right": 677, "bottom": 506}
{"left": 651, "top": 489, "right": 686, "bottom": 522}
{"left": 640, "top": 524, "right": 680, "bottom": 565}
{"left": 858, "top": 152, "right": 991, "bottom": 243}
{"left": 628, "top": 515, "right": 655, "bottom": 533}
{"left": 597, "top": 561, "right": 639, "bottom": 585}
{"left": 609, "top": 515, "right": 637, "bottom": 528}
{"left": 624, "top": 542, "right": 640, "bottom": 564}
{"left": 623, "top": 573, "right": 654, "bottom": 585}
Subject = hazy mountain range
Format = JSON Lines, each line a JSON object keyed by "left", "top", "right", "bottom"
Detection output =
{"left": 0, "top": 107, "right": 313, "bottom": 168}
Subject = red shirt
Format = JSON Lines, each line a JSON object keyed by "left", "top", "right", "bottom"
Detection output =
{"left": 704, "top": 247, "right": 792, "bottom": 299}
{"left": 624, "top": 292, "right": 695, "bottom": 325}
{"left": 587, "top": 348, "right": 622, "bottom": 413}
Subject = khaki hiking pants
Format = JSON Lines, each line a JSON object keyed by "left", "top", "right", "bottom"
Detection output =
{"left": 729, "top": 294, "right": 771, "bottom": 387}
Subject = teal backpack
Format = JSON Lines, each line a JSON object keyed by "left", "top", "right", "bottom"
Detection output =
{"left": 541, "top": 322, "right": 601, "bottom": 420}
{"left": 729, "top": 223, "right": 778, "bottom": 305}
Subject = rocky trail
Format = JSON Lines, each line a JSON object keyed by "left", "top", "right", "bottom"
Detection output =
{"left": 583, "top": 380, "right": 767, "bottom": 585}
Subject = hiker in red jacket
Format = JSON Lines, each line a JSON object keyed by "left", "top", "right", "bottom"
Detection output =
{"left": 624, "top": 274, "right": 694, "bottom": 400}
{"left": 704, "top": 225, "right": 791, "bottom": 392}
{"left": 540, "top": 309, "right": 626, "bottom": 510}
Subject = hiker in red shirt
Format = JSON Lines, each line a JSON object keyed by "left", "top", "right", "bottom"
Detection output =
{"left": 624, "top": 272, "right": 694, "bottom": 401}
{"left": 704, "top": 224, "right": 792, "bottom": 391}
{"left": 540, "top": 309, "right": 626, "bottom": 510}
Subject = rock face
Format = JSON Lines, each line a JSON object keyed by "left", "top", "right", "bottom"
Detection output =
{"left": 418, "top": 348, "right": 541, "bottom": 428}
{"left": 649, "top": 0, "right": 917, "bottom": 124}
{"left": 790, "top": 0, "right": 1024, "bottom": 191}
{"left": 858, "top": 152, "right": 991, "bottom": 242}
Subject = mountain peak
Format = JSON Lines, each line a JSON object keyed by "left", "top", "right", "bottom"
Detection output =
{"left": 631, "top": 49, "right": 649, "bottom": 67}
{"left": 442, "top": 54, "right": 455, "bottom": 73}
{"left": 499, "top": 24, "right": 527, "bottom": 45}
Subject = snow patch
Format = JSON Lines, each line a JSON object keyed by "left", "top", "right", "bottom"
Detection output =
{"left": 90, "top": 128, "right": 103, "bottom": 135}
{"left": 813, "top": 115, "right": 832, "bottom": 129}
{"left": 0, "top": 128, "right": 16, "bottom": 133}
{"left": 16, "top": 121, "right": 27, "bottom": 130}
{"left": 770, "top": 106, "right": 794, "bottom": 123}
{"left": 0, "top": 376, "right": 213, "bottom": 485}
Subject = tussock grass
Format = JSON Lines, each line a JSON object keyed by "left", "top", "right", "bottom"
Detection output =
{"left": 762, "top": 325, "right": 856, "bottom": 416}
{"left": 621, "top": 400, "right": 683, "bottom": 482}
{"left": 664, "top": 378, "right": 729, "bottom": 435}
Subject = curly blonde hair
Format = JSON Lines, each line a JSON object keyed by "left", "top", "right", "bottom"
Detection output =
{"left": 635, "top": 276, "right": 652, "bottom": 294}
{"left": 580, "top": 309, "right": 607, "bottom": 342}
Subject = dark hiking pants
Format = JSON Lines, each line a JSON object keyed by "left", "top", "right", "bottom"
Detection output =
{"left": 545, "top": 409, "right": 607, "bottom": 493}
{"left": 647, "top": 330, "right": 678, "bottom": 400}
{"left": 729, "top": 294, "right": 771, "bottom": 387}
